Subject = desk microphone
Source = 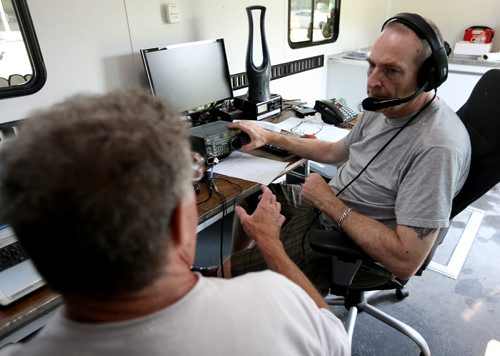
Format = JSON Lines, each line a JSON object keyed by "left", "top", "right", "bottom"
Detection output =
{"left": 361, "top": 84, "right": 427, "bottom": 111}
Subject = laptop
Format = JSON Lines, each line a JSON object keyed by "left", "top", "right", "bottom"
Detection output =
{"left": 0, "top": 224, "right": 45, "bottom": 305}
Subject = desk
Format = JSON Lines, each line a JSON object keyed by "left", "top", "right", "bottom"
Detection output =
{"left": 196, "top": 152, "right": 307, "bottom": 232}
{"left": 0, "top": 287, "right": 61, "bottom": 348}
{"left": 196, "top": 173, "right": 260, "bottom": 232}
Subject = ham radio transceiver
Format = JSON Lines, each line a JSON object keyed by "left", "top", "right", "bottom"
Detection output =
{"left": 190, "top": 121, "right": 250, "bottom": 162}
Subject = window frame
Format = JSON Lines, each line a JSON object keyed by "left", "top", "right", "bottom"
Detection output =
{"left": 0, "top": 0, "right": 46, "bottom": 99}
{"left": 288, "top": 0, "right": 341, "bottom": 49}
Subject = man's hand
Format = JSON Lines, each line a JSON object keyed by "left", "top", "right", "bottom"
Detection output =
{"left": 301, "top": 173, "right": 336, "bottom": 210}
{"left": 228, "top": 121, "right": 270, "bottom": 152}
{"left": 235, "top": 185, "right": 329, "bottom": 309}
{"left": 234, "top": 185, "right": 286, "bottom": 247}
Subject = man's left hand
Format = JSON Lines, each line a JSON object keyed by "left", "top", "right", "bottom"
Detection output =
{"left": 234, "top": 185, "right": 286, "bottom": 247}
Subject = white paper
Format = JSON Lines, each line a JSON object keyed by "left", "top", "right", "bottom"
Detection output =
{"left": 212, "top": 151, "right": 290, "bottom": 185}
{"left": 274, "top": 116, "right": 350, "bottom": 142}
{"left": 233, "top": 119, "right": 282, "bottom": 133}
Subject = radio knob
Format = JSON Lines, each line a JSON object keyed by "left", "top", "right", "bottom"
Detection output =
{"left": 230, "top": 133, "right": 250, "bottom": 150}
{"left": 230, "top": 137, "right": 244, "bottom": 150}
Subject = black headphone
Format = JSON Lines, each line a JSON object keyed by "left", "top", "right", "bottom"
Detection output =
{"left": 362, "top": 13, "right": 448, "bottom": 111}
{"left": 383, "top": 12, "right": 448, "bottom": 91}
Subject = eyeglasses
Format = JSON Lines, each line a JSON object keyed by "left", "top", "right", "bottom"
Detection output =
{"left": 192, "top": 151, "right": 206, "bottom": 182}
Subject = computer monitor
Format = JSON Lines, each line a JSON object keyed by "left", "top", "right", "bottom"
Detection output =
{"left": 140, "top": 39, "right": 233, "bottom": 116}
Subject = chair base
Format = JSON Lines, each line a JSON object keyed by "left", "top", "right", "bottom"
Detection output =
{"left": 326, "top": 291, "right": 431, "bottom": 356}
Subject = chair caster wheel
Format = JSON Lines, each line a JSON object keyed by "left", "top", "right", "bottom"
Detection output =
{"left": 396, "top": 287, "right": 409, "bottom": 300}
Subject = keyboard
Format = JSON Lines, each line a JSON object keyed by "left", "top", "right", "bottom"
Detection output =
{"left": 260, "top": 144, "right": 290, "bottom": 156}
{"left": 0, "top": 240, "right": 29, "bottom": 273}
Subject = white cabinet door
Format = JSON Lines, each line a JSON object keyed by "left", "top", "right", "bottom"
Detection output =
{"left": 326, "top": 57, "right": 368, "bottom": 113}
{"left": 439, "top": 64, "right": 495, "bottom": 111}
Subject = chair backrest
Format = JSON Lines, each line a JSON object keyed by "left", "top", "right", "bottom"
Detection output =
{"left": 418, "top": 69, "right": 500, "bottom": 275}
{"left": 451, "top": 69, "right": 500, "bottom": 218}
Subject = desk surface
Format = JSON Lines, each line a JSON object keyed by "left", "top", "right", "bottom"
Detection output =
{"left": 196, "top": 149, "right": 306, "bottom": 231}
{"left": 197, "top": 174, "right": 260, "bottom": 225}
{"left": 0, "top": 287, "right": 61, "bottom": 346}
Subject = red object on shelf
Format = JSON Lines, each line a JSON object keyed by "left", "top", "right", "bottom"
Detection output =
{"left": 464, "top": 26, "right": 494, "bottom": 43}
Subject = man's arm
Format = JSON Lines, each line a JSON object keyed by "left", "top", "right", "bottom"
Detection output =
{"left": 234, "top": 185, "right": 329, "bottom": 309}
{"left": 301, "top": 173, "right": 439, "bottom": 280}
{"left": 228, "top": 121, "right": 349, "bottom": 164}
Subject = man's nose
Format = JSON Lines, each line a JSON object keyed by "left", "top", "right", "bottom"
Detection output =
{"left": 367, "top": 67, "right": 382, "bottom": 89}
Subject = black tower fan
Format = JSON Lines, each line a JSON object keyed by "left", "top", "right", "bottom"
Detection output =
{"left": 245, "top": 5, "right": 271, "bottom": 102}
{"left": 233, "top": 5, "right": 282, "bottom": 119}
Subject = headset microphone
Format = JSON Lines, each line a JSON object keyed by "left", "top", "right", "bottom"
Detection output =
{"left": 361, "top": 84, "right": 427, "bottom": 111}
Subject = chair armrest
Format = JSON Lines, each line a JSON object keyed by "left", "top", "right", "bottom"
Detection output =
{"left": 309, "top": 228, "right": 375, "bottom": 290}
{"left": 309, "top": 228, "right": 372, "bottom": 262}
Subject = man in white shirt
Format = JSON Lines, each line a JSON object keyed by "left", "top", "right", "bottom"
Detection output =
{"left": 0, "top": 89, "right": 349, "bottom": 355}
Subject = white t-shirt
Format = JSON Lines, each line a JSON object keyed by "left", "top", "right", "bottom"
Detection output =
{"left": 0, "top": 271, "right": 349, "bottom": 356}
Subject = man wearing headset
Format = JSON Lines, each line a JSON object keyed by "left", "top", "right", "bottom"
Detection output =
{"left": 224, "top": 13, "right": 471, "bottom": 292}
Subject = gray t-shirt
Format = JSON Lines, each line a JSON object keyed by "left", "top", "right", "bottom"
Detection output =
{"left": 324, "top": 98, "right": 471, "bottom": 230}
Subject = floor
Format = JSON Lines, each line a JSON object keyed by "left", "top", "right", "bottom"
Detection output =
{"left": 196, "top": 184, "right": 500, "bottom": 356}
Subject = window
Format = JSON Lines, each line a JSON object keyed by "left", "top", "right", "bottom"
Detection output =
{"left": 288, "top": 0, "right": 341, "bottom": 49}
{"left": 0, "top": 0, "right": 45, "bottom": 99}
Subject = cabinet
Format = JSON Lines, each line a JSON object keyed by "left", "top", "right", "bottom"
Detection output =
{"left": 326, "top": 55, "right": 500, "bottom": 112}
{"left": 326, "top": 57, "right": 367, "bottom": 113}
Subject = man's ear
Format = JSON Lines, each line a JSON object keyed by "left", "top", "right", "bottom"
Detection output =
{"left": 169, "top": 200, "right": 184, "bottom": 246}
{"left": 169, "top": 196, "right": 196, "bottom": 246}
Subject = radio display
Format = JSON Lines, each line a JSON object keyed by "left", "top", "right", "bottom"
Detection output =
{"left": 257, "top": 103, "right": 268, "bottom": 114}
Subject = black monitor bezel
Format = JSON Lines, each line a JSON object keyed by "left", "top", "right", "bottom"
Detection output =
{"left": 140, "top": 38, "right": 234, "bottom": 116}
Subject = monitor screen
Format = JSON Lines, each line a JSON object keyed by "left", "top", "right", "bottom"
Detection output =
{"left": 140, "top": 39, "right": 233, "bottom": 115}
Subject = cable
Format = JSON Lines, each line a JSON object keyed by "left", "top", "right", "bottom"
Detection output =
{"left": 335, "top": 91, "right": 437, "bottom": 198}
{"left": 205, "top": 161, "right": 226, "bottom": 276}
{"left": 205, "top": 162, "right": 244, "bottom": 278}
{"left": 304, "top": 94, "right": 437, "bottom": 247}
{"left": 211, "top": 188, "right": 227, "bottom": 278}
{"left": 213, "top": 178, "right": 243, "bottom": 278}
{"left": 196, "top": 190, "right": 213, "bottom": 205}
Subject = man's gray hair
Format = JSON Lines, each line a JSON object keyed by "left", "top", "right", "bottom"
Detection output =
{"left": 0, "top": 88, "right": 191, "bottom": 297}
{"left": 384, "top": 18, "right": 443, "bottom": 68}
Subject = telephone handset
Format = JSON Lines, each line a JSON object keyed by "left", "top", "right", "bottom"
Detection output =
{"left": 314, "top": 98, "right": 358, "bottom": 126}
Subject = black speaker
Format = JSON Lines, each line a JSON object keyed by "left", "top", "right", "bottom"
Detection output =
{"left": 382, "top": 13, "right": 448, "bottom": 91}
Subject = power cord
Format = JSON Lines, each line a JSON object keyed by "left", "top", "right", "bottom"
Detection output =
{"left": 211, "top": 186, "right": 227, "bottom": 278}
{"left": 204, "top": 159, "right": 243, "bottom": 278}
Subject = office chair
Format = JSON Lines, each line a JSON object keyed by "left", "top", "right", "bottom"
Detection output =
{"left": 309, "top": 68, "right": 500, "bottom": 356}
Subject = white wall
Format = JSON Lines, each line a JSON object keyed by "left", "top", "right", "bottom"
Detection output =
{"left": 0, "top": 0, "right": 390, "bottom": 122}
{"left": 1, "top": 0, "right": 500, "bottom": 123}
{"left": 387, "top": 0, "right": 500, "bottom": 51}
{"left": 0, "top": 0, "right": 136, "bottom": 123}
{"left": 124, "top": 0, "right": 391, "bottom": 106}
